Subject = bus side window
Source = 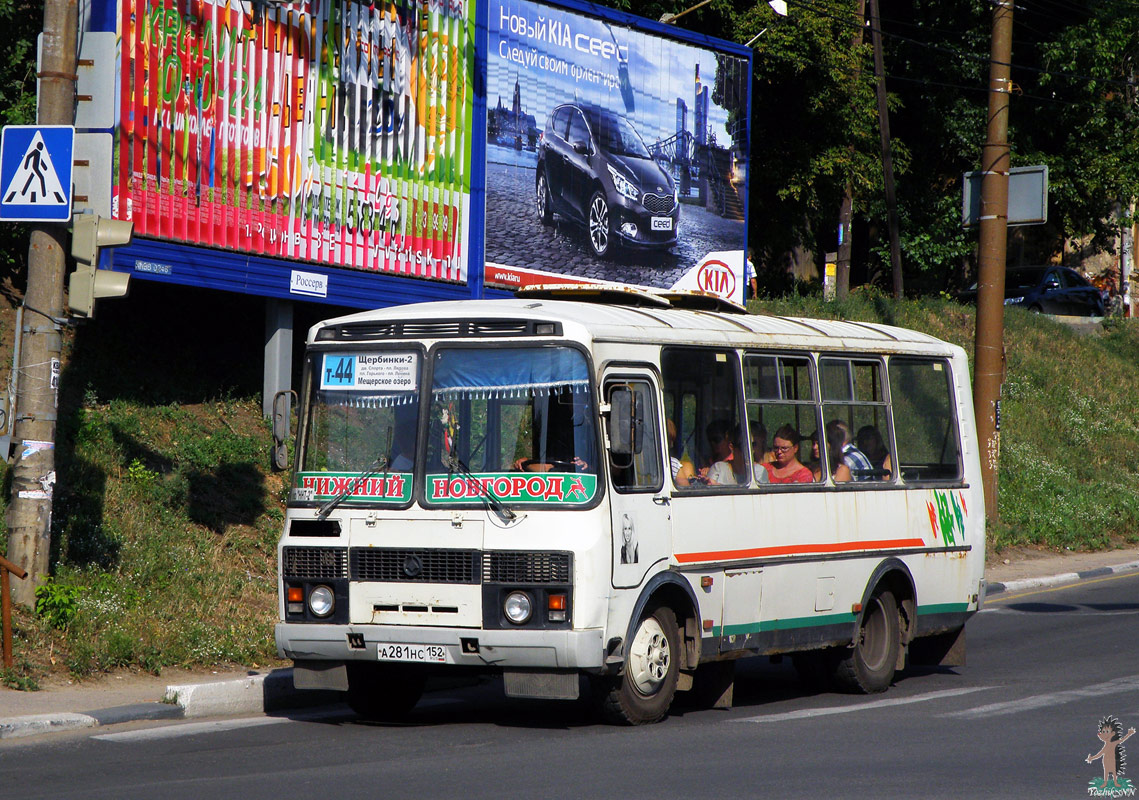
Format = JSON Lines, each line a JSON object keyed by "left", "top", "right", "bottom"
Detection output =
{"left": 744, "top": 353, "right": 822, "bottom": 485}
{"left": 820, "top": 357, "right": 893, "bottom": 483}
{"left": 887, "top": 358, "right": 962, "bottom": 482}
{"left": 606, "top": 381, "right": 663, "bottom": 492}
{"left": 662, "top": 348, "right": 748, "bottom": 488}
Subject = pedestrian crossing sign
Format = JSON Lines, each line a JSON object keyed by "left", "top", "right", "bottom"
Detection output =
{"left": 0, "top": 125, "right": 74, "bottom": 222}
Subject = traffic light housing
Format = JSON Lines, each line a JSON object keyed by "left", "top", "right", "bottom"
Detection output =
{"left": 69, "top": 213, "right": 132, "bottom": 317}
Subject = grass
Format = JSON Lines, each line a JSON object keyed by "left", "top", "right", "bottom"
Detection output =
{"left": 0, "top": 285, "right": 292, "bottom": 686}
{"left": 0, "top": 283, "right": 1136, "bottom": 687}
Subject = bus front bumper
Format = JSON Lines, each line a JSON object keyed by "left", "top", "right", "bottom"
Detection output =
{"left": 276, "top": 623, "right": 606, "bottom": 670}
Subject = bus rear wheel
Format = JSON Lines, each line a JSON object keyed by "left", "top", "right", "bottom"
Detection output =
{"left": 834, "top": 588, "right": 900, "bottom": 694}
{"left": 346, "top": 662, "right": 426, "bottom": 721}
{"left": 601, "top": 605, "right": 680, "bottom": 725}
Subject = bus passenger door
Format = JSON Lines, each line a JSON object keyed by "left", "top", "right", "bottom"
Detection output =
{"left": 604, "top": 374, "right": 672, "bottom": 589}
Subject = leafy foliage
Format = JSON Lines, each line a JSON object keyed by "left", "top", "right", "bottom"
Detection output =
{"left": 0, "top": 0, "right": 39, "bottom": 281}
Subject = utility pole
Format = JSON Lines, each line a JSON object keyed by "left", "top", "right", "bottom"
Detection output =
{"left": 972, "top": 0, "right": 1014, "bottom": 526}
{"left": 867, "top": 0, "right": 903, "bottom": 299}
{"left": 835, "top": 0, "right": 866, "bottom": 301}
{"left": 6, "top": 0, "right": 77, "bottom": 606}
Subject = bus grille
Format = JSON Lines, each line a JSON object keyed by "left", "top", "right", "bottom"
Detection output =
{"left": 282, "top": 547, "right": 348, "bottom": 579}
{"left": 350, "top": 548, "right": 481, "bottom": 584}
{"left": 483, "top": 552, "right": 572, "bottom": 584}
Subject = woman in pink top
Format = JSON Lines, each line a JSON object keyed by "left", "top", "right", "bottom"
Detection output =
{"left": 763, "top": 425, "right": 814, "bottom": 484}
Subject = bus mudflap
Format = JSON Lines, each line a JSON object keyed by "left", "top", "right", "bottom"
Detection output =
{"left": 293, "top": 660, "right": 349, "bottom": 691}
{"left": 503, "top": 669, "right": 580, "bottom": 700}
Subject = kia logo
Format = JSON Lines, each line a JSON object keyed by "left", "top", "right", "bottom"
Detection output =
{"left": 402, "top": 554, "right": 423, "bottom": 578}
{"left": 696, "top": 260, "right": 736, "bottom": 299}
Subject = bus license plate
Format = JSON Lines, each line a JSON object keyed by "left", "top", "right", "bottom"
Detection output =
{"left": 651, "top": 216, "right": 673, "bottom": 231}
{"left": 376, "top": 643, "right": 449, "bottom": 663}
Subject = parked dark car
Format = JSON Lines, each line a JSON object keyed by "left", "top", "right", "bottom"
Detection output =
{"left": 960, "top": 266, "right": 1106, "bottom": 316}
{"left": 536, "top": 102, "right": 678, "bottom": 258}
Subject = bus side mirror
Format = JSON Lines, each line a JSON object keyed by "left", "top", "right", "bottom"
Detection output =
{"left": 608, "top": 388, "right": 643, "bottom": 456}
{"left": 271, "top": 390, "right": 296, "bottom": 471}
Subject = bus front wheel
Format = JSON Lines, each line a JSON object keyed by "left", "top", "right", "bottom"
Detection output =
{"left": 602, "top": 605, "right": 681, "bottom": 725}
{"left": 346, "top": 662, "right": 426, "bottom": 721}
{"left": 835, "top": 588, "right": 900, "bottom": 694}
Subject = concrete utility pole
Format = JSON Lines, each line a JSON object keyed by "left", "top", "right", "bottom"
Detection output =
{"left": 972, "top": 0, "right": 1014, "bottom": 526}
{"left": 867, "top": 0, "right": 903, "bottom": 299}
{"left": 6, "top": 0, "right": 77, "bottom": 606}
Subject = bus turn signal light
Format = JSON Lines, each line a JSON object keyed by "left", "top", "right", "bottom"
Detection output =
{"left": 548, "top": 593, "right": 567, "bottom": 622}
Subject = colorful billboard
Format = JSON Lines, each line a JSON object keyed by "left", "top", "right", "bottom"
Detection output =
{"left": 116, "top": 0, "right": 473, "bottom": 282}
{"left": 484, "top": 0, "right": 750, "bottom": 296}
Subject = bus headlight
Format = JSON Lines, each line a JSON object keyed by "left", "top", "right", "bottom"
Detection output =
{"left": 308, "top": 585, "right": 335, "bottom": 617}
{"left": 504, "top": 591, "right": 533, "bottom": 624}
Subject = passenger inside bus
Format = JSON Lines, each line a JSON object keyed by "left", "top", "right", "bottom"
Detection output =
{"left": 703, "top": 419, "right": 747, "bottom": 485}
{"left": 826, "top": 419, "right": 873, "bottom": 482}
{"left": 513, "top": 387, "right": 592, "bottom": 473}
{"left": 825, "top": 423, "right": 853, "bottom": 482}
{"left": 750, "top": 422, "right": 770, "bottom": 484}
{"left": 856, "top": 425, "right": 893, "bottom": 480}
{"left": 667, "top": 419, "right": 696, "bottom": 487}
{"left": 806, "top": 430, "right": 822, "bottom": 481}
{"left": 762, "top": 425, "right": 813, "bottom": 483}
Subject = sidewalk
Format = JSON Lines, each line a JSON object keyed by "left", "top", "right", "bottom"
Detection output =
{"left": 2, "top": 546, "right": 1138, "bottom": 741}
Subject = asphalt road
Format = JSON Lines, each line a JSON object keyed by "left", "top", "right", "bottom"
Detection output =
{"left": 6, "top": 573, "right": 1139, "bottom": 800}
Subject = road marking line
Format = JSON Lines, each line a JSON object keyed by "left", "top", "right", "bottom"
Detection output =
{"left": 93, "top": 716, "right": 290, "bottom": 742}
{"left": 733, "top": 686, "right": 993, "bottom": 722}
{"left": 943, "top": 675, "right": 1139, "bottom": 719}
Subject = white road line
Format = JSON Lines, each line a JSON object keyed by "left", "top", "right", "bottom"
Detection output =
{"left": 93, "top": 716, "right": 291, "bottom": 743}
{"left": 943, "top": 675, "right": 1139, "bottom": 719}
{"left": 733, "top": 686, "right": 994, "bottom": 723}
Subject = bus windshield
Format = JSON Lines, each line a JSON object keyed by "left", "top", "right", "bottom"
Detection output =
{"left": 297, "top": 351, "right": 421, "bottom": 505}
{"left": 426, "top": 346, "right": 599, "bottom": 506}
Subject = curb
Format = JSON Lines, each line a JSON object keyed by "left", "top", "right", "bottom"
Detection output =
{"left": 0, "top": 668, "right": 315, "bottom": 741}
{"left": 985, "top": 559, "right": 1139, "bottom": 597}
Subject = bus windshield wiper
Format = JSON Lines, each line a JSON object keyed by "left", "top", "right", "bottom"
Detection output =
{"left": 317, "top": 428, "right": 393, "bottom": 520}
{"left": 316, "top": 453, "right": 390, "bottom": 519}
{"left": 443, "top": 453, "right": 517, "bottom": 522}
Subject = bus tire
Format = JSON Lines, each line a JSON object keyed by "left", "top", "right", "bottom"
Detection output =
{"left": 834, "top": 588, "right": 900, "bottom": 694}
{"left": 602, "top": 605, "right": 680, "bottom": 725}
{"left": 345, "top": 662, "right": 426, "bottom": 721}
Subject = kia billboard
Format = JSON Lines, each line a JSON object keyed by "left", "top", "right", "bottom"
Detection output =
{"left": 483, "top": 0, "right": 751, "bottom": 301}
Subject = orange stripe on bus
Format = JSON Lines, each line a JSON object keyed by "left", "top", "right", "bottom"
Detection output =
{"left": 674, "top": 538, "right": 927, "bottom": 564}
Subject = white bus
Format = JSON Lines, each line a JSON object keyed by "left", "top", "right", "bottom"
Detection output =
{"left": 275, "top": 288, "right": 985, "bottom": 725}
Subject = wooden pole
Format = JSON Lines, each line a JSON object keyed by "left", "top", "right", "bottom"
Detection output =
{"left": 973, "top": 0, "right": 1014, "bottom": 524}
{"left": 5, "top": 0, "right": 77, "bottom": 606}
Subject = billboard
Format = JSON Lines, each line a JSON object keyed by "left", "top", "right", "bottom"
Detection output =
{"left": 116, "top": 0, "right": 473, "bottom": 282}
{"left": 484, "top": 0, "right": 750, "bottom": 296}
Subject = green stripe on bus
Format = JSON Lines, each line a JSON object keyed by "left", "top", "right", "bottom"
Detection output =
{"left": 716, "top": 612, "right": 857, "bottom": 637}
{"left": 916, "top": 602, "right": 970, "bottom": 615}
{"left": 711, "top": 603, "right": 970, "bottom": 637}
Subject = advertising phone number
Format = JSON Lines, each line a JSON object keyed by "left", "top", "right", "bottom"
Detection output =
{"left": 376, "top": 643, "right": 449, "bottom": 663}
